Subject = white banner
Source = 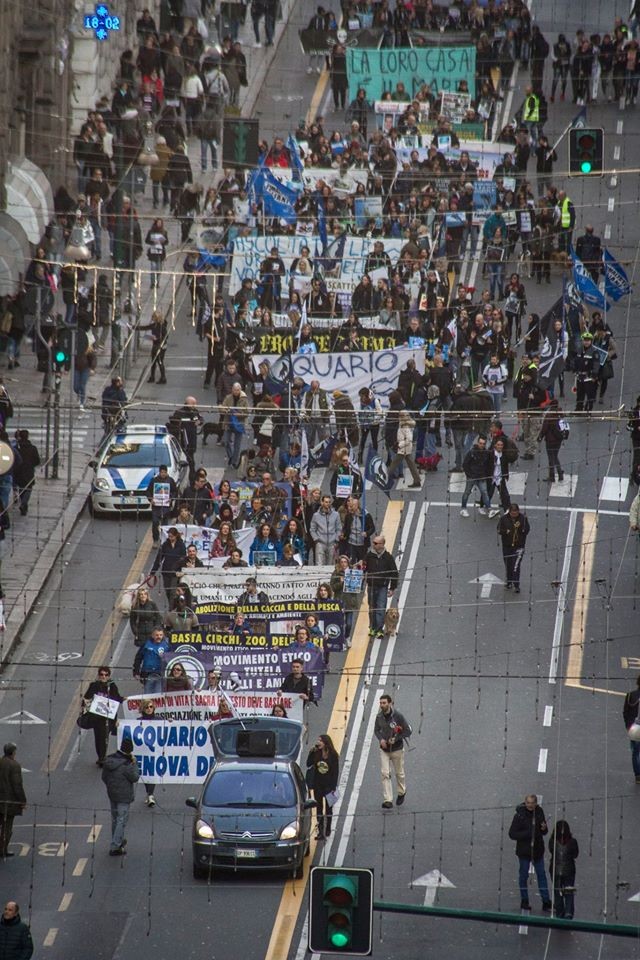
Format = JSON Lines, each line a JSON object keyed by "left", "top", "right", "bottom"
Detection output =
{"left": 118, "top": 720, "right": 212, "bottom": 783}
{"left": 179, "top": 566, "right": 335, "bottom": 604}
{"left": 395, "top": 138, "right": 503, "bottom": 180}
{"left": 253, "top": 347, "right": 425, "bottom": 405}
{"left": 160, "top": 524, "right": 255, "bottom": 565}
{"left": 121, "top": 690, "right": 304, "bottom": 724}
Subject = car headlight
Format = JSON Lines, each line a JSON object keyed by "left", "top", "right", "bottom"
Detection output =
{"left": 95, "top": 478, "right": 110, "bottom": 491}
{"left": 280, "top": 820, "right": 299, "bottom": 841}
{"left": 196, "top": 819, "right": 214, "bottom": 840}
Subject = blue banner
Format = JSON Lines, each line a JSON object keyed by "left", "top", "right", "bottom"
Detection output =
{"left": 365, "top": 449, "right": 391, "bottom": 496}
{"left": 287, "top": 134, "right": 304, "bottom": 182}
{"left": 570, "top": 248, "right": 608, "bottom": 310}
{"left": 261, "top": 170, "right": 298, "bottom": 225}
{"left": 603, "top": 248, "right": 631, "bottom": 301}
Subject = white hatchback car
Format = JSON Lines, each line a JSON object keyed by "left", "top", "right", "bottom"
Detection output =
{"left": 89, "top": 424, "right": 188, "bottom": 516}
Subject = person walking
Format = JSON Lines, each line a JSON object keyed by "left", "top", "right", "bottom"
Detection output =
{"left": 133, "top": 627, "right": 170, "bottom": 694}
{"left": 0, "top": 902, "right": 33, "bottom": 959}
{"left": 11, "top": 431, "right": 40, "bottom": 517}
{"left": 82, "top": 666, "right": 123, "bottom": 767}
{"left": 623, "top": 673, "right": 640, "bottom": 782}
{"left": 482, "top": 353, "right": 508, "bottom": 415}
{"left": 508, "top": 793, "right": 552, "bottom": 911}
{"left": 129, "top": 585, "right": 163, "bottom": 647}
{"left": 487, "top": 438, "right": 512, "bottom": 512}
{"left": 0, "top": 744, "right": 26, "bottom": 859}
{"left": 101, "top": 737, "right": 139, "bottom": 856}
{"left": 330, "top": 43, "right": 348, "bottom": 110}
{"left": 150, "top": 526, "right": 186, "bottom": 601}
{"left": 364, "top": 535, "right": 398, "bottom": 638}
{"left": 537, "top": 399, "right": 566, "bottom": 482}
{"left": 145, "top": 466, "right": 178, "bottom": 546}
{"left": 305, "top": 734, "right": 339, "bottom": 840}
{"left": 374, "top": 694, "right": 411, "bottom": 809}
{"left": 387, "top": 411, "right": 422, "bottom": 488}
{"left": 497, "top": 503, "right": 530, "bottom": 593}
{"left": 145, "top": 218, "right": 168, "bottom": 289}
{"left": 140, "top": 310, "right": 168, "bottom": 385}
{"left": 548, "top": 820, "right": 579, "bottom": 919}
{"left": 309, "top": 495, "right": 342, "bottom": 566}
{"left": 460, "top": 435, "right": 497, "bottom": 518}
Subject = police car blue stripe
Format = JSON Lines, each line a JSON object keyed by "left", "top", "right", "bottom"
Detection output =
{"left": 106, "top": 467, "right": 126, "bottom": 490}
{"left": 137, "top": 468, "right": 156, "bottom": 490}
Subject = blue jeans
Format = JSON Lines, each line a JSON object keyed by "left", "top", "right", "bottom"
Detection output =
{"left": 73, "top": 368, "right": 90, "bottom": 405}
{"left": 461, "top": 478, "right": 490, "bottom": 509}
{"left": 110, "top": 801, "right": 130, "bottom": 851}
{"left": 200, "top": 139, "right": 217, "bottom": 171}
{"left": 553, "top": 868, "right": 575, "bottom": 918}
{"left": 0, "top": 474, "right": 12, "bottom": 511}
{"left": 367, "top": 585, "right": 387, "bottom": 632}
{"left": 143, "top": 674, "right": 163, "bottom": 695}
{"left": 518, "top": 856, "right": 550, "bottom": 904}
{"left": 452, "top": 429, "right": 473, "bottom": 469}
{"left": 224, "top": 428, "right": 242, "bottom": 468}
{"left": 489, "top": 392, "right": 502, "bottom": 414}
{"left": 631, "top": 740, "right": 640, "bottom": 776}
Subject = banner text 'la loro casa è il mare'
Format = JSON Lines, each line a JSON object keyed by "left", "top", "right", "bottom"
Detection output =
{"left": 347, "top": 45, "right": 477, "bottom": 100}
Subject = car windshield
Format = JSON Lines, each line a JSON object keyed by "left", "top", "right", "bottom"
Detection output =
{"left": 212, "top": 719, "right": 302, "bottom": 760}
{"left": 102, "top": 442, "right": 168, "bottom": 468}
{"left": 203, "top": 769, "right": 296, "bottom": 808}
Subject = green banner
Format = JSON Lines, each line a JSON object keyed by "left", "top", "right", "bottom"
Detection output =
{"left": 347, "top": 45, "right": 477, "bottom": 101}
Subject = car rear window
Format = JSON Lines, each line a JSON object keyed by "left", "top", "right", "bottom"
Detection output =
{"left": 102, "top": 442, "right": 168, "bottom": 468}
{"left": 203, "top": 769, "right": 296, "bottom": 808}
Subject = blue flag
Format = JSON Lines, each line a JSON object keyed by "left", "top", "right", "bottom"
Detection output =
{"left": 317, "top": 196, "right": 328, "bottom": 251}
{"left": 287, "top": 135, "right": 304, "bottom": 182}
{"left": 571, "top": 105, "right": 587, "bottom": 128}
{"left": 261, "top": 170, "right": 298, "bottom": 225}
{"left": 603, "top": 248, "right": 631, "bottom": 301}
{"left": 570, "top": 248, "right": 608, "bottom": 310}
{"left": 365, "top": 449, "right": 391, "bottom": 496}
{"left": 246, "top": 163, "right": 265, "bottom": 207}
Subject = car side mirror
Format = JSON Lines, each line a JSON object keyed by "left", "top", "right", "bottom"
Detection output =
{"left": 88, "top": 459, "right": 97, "bottom": 468}
{"left": 185, "top": 797, "right": 198, "bottom": 809}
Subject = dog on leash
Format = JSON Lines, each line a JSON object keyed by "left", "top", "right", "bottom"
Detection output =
{"left": 383, "top": 607, "right": 400, "bottom": 639}
{"left": 201, "top": 421, "right": 224, "bottom": 445}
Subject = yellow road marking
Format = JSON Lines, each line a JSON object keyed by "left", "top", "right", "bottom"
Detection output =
{"left": 565, "top": 511, "right": 597, "bottom": 689}
{"left": 263, "top": 501, "right": 404, "bottom": 960}
{"left": 306, "top": 69, "right": 329, "bottom": 125}
{"left": 58, "top": 893, "right": 73, "bottom": 912}
{"left": 43, "top": 528, "right": 153, "bottom": 773}
{"left": 86, "top": 825, "right": 102, "bottom": 844}
{"left": 43, "top": 928, "right": 58, "bottom": 947}
{"left": 72, "top": 857, "right": 88, "bottom": 877}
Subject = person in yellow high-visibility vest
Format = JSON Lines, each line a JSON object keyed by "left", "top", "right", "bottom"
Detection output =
{"left": 522, "top": 85, "right": 541, "bottom": 147}
{"left": 556, "top": 190, "right": 575, "bottom": 254}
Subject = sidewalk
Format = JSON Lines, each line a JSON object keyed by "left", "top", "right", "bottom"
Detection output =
{"left": 0, "top": 8, "right": 293, "bottom": 667}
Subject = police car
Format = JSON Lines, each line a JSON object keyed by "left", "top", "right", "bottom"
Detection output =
{"left": 89, "top": 424, "right": 188, "bottom": 516}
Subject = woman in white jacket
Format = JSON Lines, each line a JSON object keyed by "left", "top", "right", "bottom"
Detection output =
{"left": 387, "top": 411, "right": 421, "bottom": 488}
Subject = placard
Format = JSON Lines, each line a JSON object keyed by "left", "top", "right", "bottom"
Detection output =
{"left": 89, "top": 695, "right": 119, "bottom": 719}
{"left": 347, "top": 45, "right": 477, "bottom": 100}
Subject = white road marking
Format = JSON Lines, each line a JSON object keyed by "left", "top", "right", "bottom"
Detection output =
{"left": 72, "top": 857, "right": 88, "bottom": 876}
{"left": 548, "top": 474, "right": 578, "bottom": 497}
{"left": 397, "top": 501, "right": 416, "bottom": 562}
{"left": 43, "top": 929, "right": 58, "bottom": 947}
{"left": 613, "top": 145, "right": 621, "bottom": 160}
{"left": 616, "top": 120, "right": 624, "bottom": 134}
{"left": 395, "top": 474, "right": 425, "bottom": 490}
{"left": 604, "top": 224, "right": 612, "bottom": 239}
{"left": 599, "top": 475, "right": 629, "bottom": 502}
{"left": 58, "top": 893, "right": 73, "bottom": 912}
{"left": 425, "top": 500, "right": 625, "bottom": 517}
{"left": 469, "top": 572, "right": 503, "bottom": 599}
{"left": 608, "top": 197, "right": 615, "bottom": 213}
{"left": 507, "top": 472, "right": 527, "bottom": 495}
{"left": 0, "top": 710, "right": 46, "bottom": 724}
{"left": 549, "top": 508, "right": 577, "bottom": 684}
{"left": 538, "top": 748, "right": 548, "bottom": 773}
{"left": 543, "top": 705, "right": 553, "bottom": 727}
{"left": 413, "top": 870, "right": 456, "bottom": 906}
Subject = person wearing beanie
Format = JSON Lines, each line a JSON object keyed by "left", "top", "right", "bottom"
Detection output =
{"left": 101, "top": 738, "right": 140, "bottom": 855}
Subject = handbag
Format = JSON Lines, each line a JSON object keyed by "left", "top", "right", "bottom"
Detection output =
{"left": 229, "top": 412, "right": 245, "bottom": 435}
{"left": 325, "top": 788, "right": 340, "bottom": 807}
{"left": 628, "top": 721, "right": 640, "bottom": 741}
{"left": 76, "top": 709, "right": 93, "bottom": 730}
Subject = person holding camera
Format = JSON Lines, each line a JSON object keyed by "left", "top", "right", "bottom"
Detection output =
{"left": 374, "top": 694, "right": 412, "bottom": 809}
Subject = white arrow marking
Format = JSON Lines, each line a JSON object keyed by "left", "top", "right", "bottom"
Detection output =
{"left": 628, "top": 891, "right": 640, "bottom": 902}
{"left": 413, "top": 870, "right": 455, "bottom": 906}
{"left": 469, "top": 572, "right": 504, "bottom": 599}
{"left": 0, "top": 711, "right": 46, "bottom": 725}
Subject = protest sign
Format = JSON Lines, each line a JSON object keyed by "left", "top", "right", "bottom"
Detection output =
{"left": 89, "top": 695, "right": 119, "bottom": 720}
{"left": 180, "top": 566, "right": 336, "bottom": 604}
{"left": 348, "top": 45, "right": 476, "bottom": 100}
{"left": 161, "top": 644, "right": 325, "bottom": 697}
{"left": 439, "top": 91, "right": 472, "bottom": 123}
{"left": 229, "top": 235, "right": 311, "bottom": 296}
{"left": 252, "top": 347, "right": 425, "bottom": 405}
{"left": 251, "top": 327, "right": 405, "bottom": 354}
{"left": 191, "top": 598, "right": 345, "bottom": 651}
{"left": 472, "top": 179, "right": 498, "bottom": 227}
{"left": 122, "top": 689, "right": 305, "bottom": 724}
{"left": 161, "top": 524, "right": 255, "bottom": 563}
{"left": 298, "top": 26, "right": 383, "bottom": 56}
{"left": 118, "top": 720, "right": 213, "bottom": 783}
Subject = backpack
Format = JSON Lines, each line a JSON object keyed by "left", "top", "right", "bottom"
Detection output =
{"left": 229, "top": 413, "right": 245, "bottom": 435}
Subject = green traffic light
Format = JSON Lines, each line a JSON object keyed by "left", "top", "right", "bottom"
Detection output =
{"left": 581, "top": 160, "right": 592, "bottom": 173}
{"left": 55, "top": 350, "right": 67, "bottom": 363}
{"left": 330, "top": 929, "right": 350, "bottom": 949}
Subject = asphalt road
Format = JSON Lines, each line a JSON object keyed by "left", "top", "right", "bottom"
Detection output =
{"left": 2, "top": 0, "right": 640, "bottom": 956}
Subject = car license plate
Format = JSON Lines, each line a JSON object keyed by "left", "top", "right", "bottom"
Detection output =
{"left": 236, "top": 848, "right": 258, "bottom": 859}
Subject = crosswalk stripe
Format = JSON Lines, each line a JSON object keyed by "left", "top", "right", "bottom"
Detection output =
{"left": 548, "top": 474, "right": 578, "bottom": 498}
{"left": 599, "top": 476, "right": 629, "bottom": 502}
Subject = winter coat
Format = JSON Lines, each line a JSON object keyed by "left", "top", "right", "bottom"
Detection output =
{"left": 150, "top": 537, "right": 186, "bottom": 574}
{"left": 396, "top": 419, "right": 415, "bottom": 456}
{"left": 305, "top": 747, "right": 339, "bottom": 795}
{"left": 364, "top": 547, "right": 399, "bottom": 591}
{"left": 0, "top": 755, "right": 26, "bottom": 816}
{"left": 310, "top": 508, "right": 342, "bottom": 546}
{"left": 630, "top": 494, "right": 640, "bottom": 531}
{"left": 133, "top": 637, "right": 170, "bottom": 676}
{"left": 497, "top": 512, "right": 530, "bottom": 549}
{"left": 12, "top": 439, "right": 40, "bottom": 487}
{"left": 101, "top": 751, "right": 139, "bottom": 803}
{"left": 538, "top": 412, "right": 564, "bottom": 449}
{"left": 0, "top": 913, "right": 34, "bottom": 960}
{"left": 463, "top": 445, "right": 492, "bottom": 481}
{"left": 623, "top": 685, "right": 640, "bottom": 728}
{"left": 129, "top": 598, "right": 163, "bottom": 641}
{"left": 374, "top": 707, "right": 412, "bottom": 752}
{"left": 549, "top": 834, "right": 579, "bottom": 880}
{"left": 508, "top": 802, "right": 548, "bottom": 860}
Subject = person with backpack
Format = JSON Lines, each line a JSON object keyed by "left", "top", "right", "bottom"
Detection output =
{"left": 548, "top": 820, "right": 579, "bottom": 918}
{"left": 537, "top": 399, "right": 567, "bottom": 482}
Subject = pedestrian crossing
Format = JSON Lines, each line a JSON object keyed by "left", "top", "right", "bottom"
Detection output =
{"left": 448, "top": 472, "right": 579, "bottom": 499}
{"left": 12, "top": 410, "right": 97, "bottom": 452}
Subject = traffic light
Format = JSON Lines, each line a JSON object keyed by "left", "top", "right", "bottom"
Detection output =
{"left": 568, "top": 127, "right": 604, "bottom": 176}
{"left": 309, "top": 866, "right": 373, "bottom": 956}
{"left": 54, "top": 328, "right": 72, "bottom": 371}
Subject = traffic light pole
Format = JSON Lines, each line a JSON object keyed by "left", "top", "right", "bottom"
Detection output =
{"left": 52, "top": 369, "right": 61, "bottom": 481}
{"left": 67, "top": 328, "right": 76, "bottom": 496}
{"left": 372, "top": 900, "right": 640, "bottom": 939}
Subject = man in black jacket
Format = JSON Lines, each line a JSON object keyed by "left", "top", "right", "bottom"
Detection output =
{"left": 575, "top": 225, "right": 602, "bottom": 283}
{"left": 508, "top": 794, "right": 552, "bottom": 910}
{"left": 168, "top": 396, "right": 203, "bottom": 482}
{"left": 460, "top": 435, "right": 498, "bottom": 518}
{"left": 623, "top": 674, "right": 640, "bottom": 782}
{"left": 146, "top": 464, "right": 178, "bottom": 545}
{"left": 12, "top": 431, "right": 40, "bottom": 516}
{"left": 365, "top": 536, "right": 398, "bottom": 637}
{"left": 497, "top": 503, "right": 530, "bottom": 592}
{"left": 0, "top": 901, "right": 33, "bottom": 959}
{"left": 374, "top": 694, "right": 411, "bottom": 809}
{"left": 279, "top": 658, "right": 315, "bottom": 704}
{"left": 101, "top": 738, "right": 140, "bottom": 856}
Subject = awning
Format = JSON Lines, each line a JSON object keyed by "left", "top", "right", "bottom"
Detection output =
{"left": 5, "top": 156, "right": 54, "bottom": 246}
{"left": 0, "top": 213, "right": 31, "bottom": 297}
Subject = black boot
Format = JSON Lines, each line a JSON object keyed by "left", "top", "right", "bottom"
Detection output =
{"left": 546, "top": 470, "right": 555, "bottom": 482}
{"left": 557, "top": 469, "right": 564, "bottom": 481}
{"left": 158, "top": 376, "right": 167, "bottom": 384}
